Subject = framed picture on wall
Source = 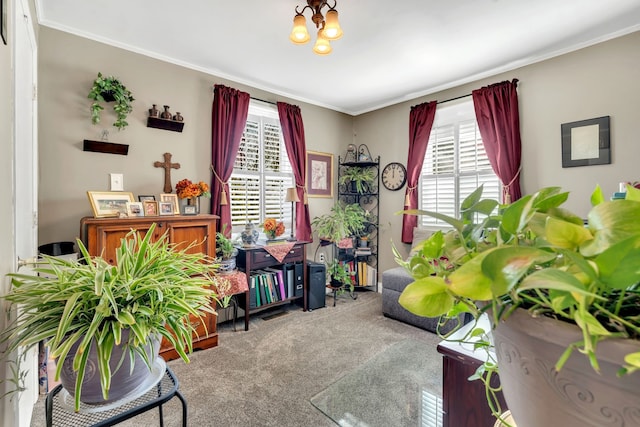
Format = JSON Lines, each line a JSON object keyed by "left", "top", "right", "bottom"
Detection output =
{"left": 306, "top": 151, "right": 333, "bottom": 198}
{"left": 561, "top": 116, "right": 611, "bottom": 168}
{"left": 1, "top": 0, "right": 7, "bottom": 45}
{"left": 87, "top": 191, "right": 135, "bottom": 218}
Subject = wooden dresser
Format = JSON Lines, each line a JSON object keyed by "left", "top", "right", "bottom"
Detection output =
{"left": 80, "top": 214, "right": 219, "bottom": 361}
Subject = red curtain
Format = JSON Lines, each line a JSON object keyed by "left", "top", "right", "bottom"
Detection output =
{"left": 401, "top": 101, "right": 437, "bottom": 243}
{"left": 472, "top": 79, "right": 522, "bottom": 203}
{"left": 210, "top": 84, "right": 250, "bottom": 233}
{"left": 277, "top": 102, "right": 312, "bottom": 242}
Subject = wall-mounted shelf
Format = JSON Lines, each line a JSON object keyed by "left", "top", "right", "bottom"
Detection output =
{"left": 147, "top": 117, "right": 184, "bottom": 133}
{"left": 83, "top": 139, "right": 129, "bottom": 155}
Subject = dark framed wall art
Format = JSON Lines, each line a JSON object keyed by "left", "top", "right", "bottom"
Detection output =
{"left": 306, "top": 150, "right": 334, "bottom": 198}
{"left": 561, "top": 116, "right": 610, "bottom": 168}
{"left": 1, "top": 0, "right": 7, "bottom": 45}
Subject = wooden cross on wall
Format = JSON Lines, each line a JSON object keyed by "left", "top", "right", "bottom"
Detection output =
{"left": 154, "top": 152, "right": 181, "bottom": 193}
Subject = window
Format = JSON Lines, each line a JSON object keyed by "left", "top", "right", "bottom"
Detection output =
{"left": 229, "top": 101, "right": 294, "bottom": 233}
{"left": 419, "top": 100, "right": 501, "bottom": 228}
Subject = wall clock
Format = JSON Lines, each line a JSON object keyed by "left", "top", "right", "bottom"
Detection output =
{"left": 382, "top": 162, "right": 407, "bottom": 191}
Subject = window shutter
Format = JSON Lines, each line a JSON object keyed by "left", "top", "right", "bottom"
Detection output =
{"left": 420, "top": 107, "right": 500, "bottom": 228}
{"left": 229, "top": 104, "right": 294, "bottom": 233}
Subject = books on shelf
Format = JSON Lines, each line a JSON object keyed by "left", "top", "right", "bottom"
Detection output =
{"left": 355, "top": 247, "right": 372, "bottom": 256}
{"left": 248, "top": 263, "right": 302, "bottom": 308}
{"left": 355, "top": 260, "right": 377, "bottom": 287}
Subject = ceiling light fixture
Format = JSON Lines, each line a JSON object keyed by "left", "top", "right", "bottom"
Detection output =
{"left": 289, "top": 0, "right": 343, "bottom": 56}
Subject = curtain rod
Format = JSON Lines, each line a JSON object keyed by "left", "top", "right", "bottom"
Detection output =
{"left": 437, "top": 93, "right": 472, "bottom": 105}
{"left": 251, "top": 97, "right": 277, "bottom": 106}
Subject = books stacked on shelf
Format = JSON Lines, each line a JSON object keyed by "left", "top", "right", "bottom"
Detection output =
{"left": 354, "top": 247, "right": 372, "bottom": 256}
{"left": 356, "top": 260, "right": 377, "bottom": 287}
{"left": 248, "top": 263, "right": 303, "bottom": 309}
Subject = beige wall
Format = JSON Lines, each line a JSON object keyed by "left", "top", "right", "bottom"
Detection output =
{"left": 355, "top": 31, "right": 640, "bottom": 274}
{"left": 38, "top": 27, "right": 640, "bottom": 280}
{"left": 37, "top": 27, "right": 353, "bottom": 247}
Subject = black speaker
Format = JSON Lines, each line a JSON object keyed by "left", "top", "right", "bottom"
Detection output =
{"left": 307, "top": 261, "right": 326, "bottom": 310}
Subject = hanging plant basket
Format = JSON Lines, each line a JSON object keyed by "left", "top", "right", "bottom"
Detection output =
{"left": 88, "top": 72, "right": 135, "bottom": 130}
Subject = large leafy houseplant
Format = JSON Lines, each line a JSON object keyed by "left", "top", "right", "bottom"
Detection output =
{"left": 311, "top": 202, "right": 368, "bottom": 245}
{"left": 1, "top": 223, "right": 224, "bottom": 411}
{"left": 396, "top": 185, "right": 640, "bottom": 425}
{"left": 88, "top": 72, "right": 135, "bottom": 130}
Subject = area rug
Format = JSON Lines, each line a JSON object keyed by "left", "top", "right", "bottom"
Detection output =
{"left": 310, "top": 339, "right": 443, "bottom": 427}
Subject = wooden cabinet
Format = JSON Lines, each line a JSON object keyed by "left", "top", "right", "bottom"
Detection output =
{"left": 80, "top": 214, "right": 219, "bottom": 361}
{"left": 236, "top": 243, "right": 307, "bottom": 331}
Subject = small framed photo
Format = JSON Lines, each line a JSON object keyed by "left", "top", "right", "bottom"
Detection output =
{"left": 160, "top": 193, "right": 180, "bottom": 215}
{"left": 306, "top": 150, "right": 333, "bottom": 198}
{"left": 87, "top": 191, "right": 135, "bottom": 218}
{"left": 159, "top": 202, "right": 174, "bottom": 216}
{"left": 138, "top": 195, "right": 156, "bottom": 202}
{"left": 183, "top": 205, "right": 198, "bottom": 215}
{"left": 143, "top": 200, "right": 159, "bottom": 216}
{"left": 127, "top": 202, "right": 144, "bottom": 217}
{"left": 561, "top": 116, "right": 611, "bottom": 168}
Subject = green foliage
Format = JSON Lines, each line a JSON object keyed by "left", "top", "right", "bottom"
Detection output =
{"left": 327, "top": 259, "right": 355, "bottom": 293}
{"left": 311, "top": 202, "right": 368, "bottom": 243}
{"left": 339, "top": 166, "right": 377, "bottom": 194}
{"left": 88, "top": 72, "right": 135, "bottom": 130}
{"left": 1, "top": 224, "right": 225, "bottom": 410}
{"left": 216, "top": 224, "right": 238, "bottom": 260}
{"left": 397, "top": 184, "right": 640, "bottom": 377}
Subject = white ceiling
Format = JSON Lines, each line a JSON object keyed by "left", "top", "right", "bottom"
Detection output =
{"left": 35, "top": 0, "right": 640, "bottom": 115}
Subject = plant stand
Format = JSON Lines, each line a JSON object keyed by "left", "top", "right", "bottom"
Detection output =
{"left": 45, "top": 365, "right": 186, "bottom": 427}
{"left": 326, "top": 283, "right": 357, "bottom": 307}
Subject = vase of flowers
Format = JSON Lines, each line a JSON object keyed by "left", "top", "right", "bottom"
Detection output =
{"left": 262, "top": 218, "right": 285, "bottom": 240}
{"left": 176, "top": 179, "right": 211, "bottom": 214}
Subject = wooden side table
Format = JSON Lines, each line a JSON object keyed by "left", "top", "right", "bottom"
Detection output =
{"left": 45, "top": 366, "right": 186, "bottom": 427}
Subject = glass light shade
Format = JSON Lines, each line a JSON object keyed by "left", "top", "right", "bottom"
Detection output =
{"left": 313, "top": 29, "right": 332, "bottom": 55}
{"left": 289, "top": 14, "right": 310, "bottom": 44}
{"left": 323, "top": 10, "right": 343, "bottom": 40}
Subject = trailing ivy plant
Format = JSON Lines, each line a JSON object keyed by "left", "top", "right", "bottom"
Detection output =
{"left": 88, "top": 72, "right": 135, "bottom": 130}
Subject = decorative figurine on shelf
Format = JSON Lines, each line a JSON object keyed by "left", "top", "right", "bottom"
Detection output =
{"left": 173, "top": 112, "right": 183, "bottom": 122}
{"left": 240, "top": 222, "right": 259, "bottom": 247}
{"left": 344, "top": 144, "right": 357, "bottom": 163}
{"left": 161, "top": 105, "right": 172, "bottom": 120}
{"left": 148, "top": 104, "right": 159, "bottom": 117}
{"left": 358, "top": 144, "right": 372, "bottom": 162}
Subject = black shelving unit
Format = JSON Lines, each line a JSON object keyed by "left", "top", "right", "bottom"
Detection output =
{"left": 337, "top": 155, "right": 380, "bottom": 291}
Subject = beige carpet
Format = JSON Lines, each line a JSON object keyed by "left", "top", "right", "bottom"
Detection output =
{"left": 30, "top": 292, "right": 443, "bottom": 427}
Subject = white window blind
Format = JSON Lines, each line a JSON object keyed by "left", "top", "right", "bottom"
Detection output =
{"left": 230, "top": 102, "right": 293, "bottom": 233}
{"left": 420, "top": 101, "right": 500, "bottom": 228}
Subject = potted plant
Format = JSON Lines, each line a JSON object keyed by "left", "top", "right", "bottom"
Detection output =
{"left": 338, "top": 166, "right": 377, "bottom": 194}
{"left": 1, "top": 224, "right": 225, "bottom": 411}
{"left": 396, "top": 185, "right": 640, "bottom": 427}
{"left": 216, "top": 225, "right": 238, "bottom": 274}
{"left": 88, "top": 72, "right": 135, "bottom": 130}
{"left": 311, "top": 202, "right": 368, "bottom": 246}
{"left": 327, "top": 259, "right": 355, "bottom": 293}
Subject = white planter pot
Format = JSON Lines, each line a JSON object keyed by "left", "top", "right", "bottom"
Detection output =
{"left": 493, "top": 308, "right": 640, "bottom": 427}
